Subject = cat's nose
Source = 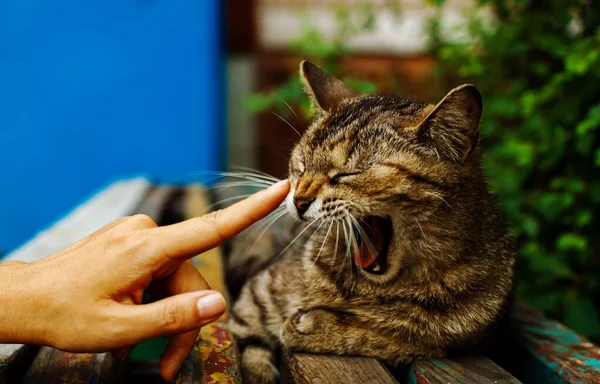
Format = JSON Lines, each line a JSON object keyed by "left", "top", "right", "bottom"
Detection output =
{"left": 293, "top": 195, "right": 315, "bottom": 217}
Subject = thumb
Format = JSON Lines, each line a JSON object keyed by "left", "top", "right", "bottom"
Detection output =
{"left": 118, "top": 290, "right": 226, "bottom": 344}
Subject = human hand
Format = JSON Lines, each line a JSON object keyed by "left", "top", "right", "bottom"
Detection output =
{"left": 0, "top": 179, "right": 289, "bottom": 381}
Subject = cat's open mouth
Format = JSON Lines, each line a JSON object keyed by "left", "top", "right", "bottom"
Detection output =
{"left": 352, "top": 216, "right": 392, "bottom": 275}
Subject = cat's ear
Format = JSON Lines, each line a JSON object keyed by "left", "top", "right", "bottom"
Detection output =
{"left": 299, "top": 60, "right": 356, "bottom": 113}
{"left": 416, "top": 84, "right": 482, "bottom": 162}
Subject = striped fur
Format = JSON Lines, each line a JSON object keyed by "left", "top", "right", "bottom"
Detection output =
{"left": 226, "top": 62, "right": 516, "bottom": 383}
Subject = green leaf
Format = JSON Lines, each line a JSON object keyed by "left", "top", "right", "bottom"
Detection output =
{"left": 525, "top": 246, "right": 572, "bottom": 278}
{"left": 576, "top": 210, "right": 592, "bottom": 227}
{"left": 556, "top": 233, "right": 587, "bottom": 252}
{"left": 521, "top": 216, "right": 539, "bottom": 237}
{"left": 245, "top": 94, "right": 274, "bottom": 113}
{"left": 575, "top": 104, "right": 600, "bottom": 137}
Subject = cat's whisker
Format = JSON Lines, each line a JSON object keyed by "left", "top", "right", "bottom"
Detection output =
{"left": 307, "top": 220, "right": 328, "bottom": 253}
{"left": 346, "top": 201, "right": 365, "bottom": 216}
{"left": 424, "top": 191, "right": 452, "bottom": 209}
{"left": 358, "top": 218, "right": 376, "bottom": 239}
{"left": 413, "top": 216, "right": 427, "bottom": 241}
{"left": 315, "top": 218, "right": 335, "bottom": 267}
{"left": 229, "top": 165, "right": 280, "bottom": 178}
{"left": 248, "top": 208, "right": 289, "bottom": 255}
{"left": 343, "top": 210, "right": 359, "bottom": 255}
{"left": 229, "top": 166, "right": 282, "bottom": 183}
{"left": 333, "top": 221, "right": 340, "bottom": 262}
{"left": 341, "top": 218, "right": 351, "bottom": 264}
{"left": 185, "top": 170, "right": 277, "bottom": 186}
{"left": 281, "top": 99, "right": 301, "bottom": 122}
{"left": 208, "top": 181, "right": 275, "bottom": 190}
{"left": 276, "top": 213, "right": 327, "bottom": 259}
{"left": 201, "top": 194, "right": 253, "bottom": 214}
{"left": 272, "top": 112, "right": 301, "bottom": 138}
{"left": 222, "top": 171, "right": 280, "bottom": 185}
{"left": 249, "top": 205, "right": 287, "bottom": 236}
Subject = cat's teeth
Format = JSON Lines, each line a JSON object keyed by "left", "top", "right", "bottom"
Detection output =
{"left": 371, "top": 263, "right": 381, "bottom": 272}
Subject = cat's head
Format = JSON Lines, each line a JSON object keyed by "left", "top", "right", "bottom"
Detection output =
{"left": 286, "top": 61, "right": 483, "bottom": 283}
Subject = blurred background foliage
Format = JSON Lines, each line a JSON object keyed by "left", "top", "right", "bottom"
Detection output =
{"left": 248, "top": 0, "right": 600, "bottom": 342}
{"left": 245, "top": 2, "right": 386, "bottom": 118}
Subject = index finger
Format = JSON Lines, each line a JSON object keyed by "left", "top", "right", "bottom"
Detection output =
{"left": 150, "top": 179, "right": 290, "bottom": 262}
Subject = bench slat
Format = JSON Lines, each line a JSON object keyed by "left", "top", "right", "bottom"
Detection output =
{"left": 22, "top": 348, "right": 123, "bottom": 384}
{"left": 500, "top": 301, "right": 600, "bottom": 383}
{"left": 173, "top": 185, "right": 243, "bottom": 384}
{"left": 0, "top": 344, "right": 37, "bottom": 383}
{"left": 408, "top": 356, "right": 521, "bottom": 384}
{"left": 281, "top": 353, "right": 398, "bottom": 384}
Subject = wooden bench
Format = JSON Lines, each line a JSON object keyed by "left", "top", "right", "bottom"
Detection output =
{"left": 2, "top": 179, "right": 599, "bottom": 383}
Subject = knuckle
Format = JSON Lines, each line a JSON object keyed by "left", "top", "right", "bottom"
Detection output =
{"left": 131, "top": 214, "right": 157, "bottom": 228}
{"left": 159, "top": 301, "right": 184, "bottom": 331}
{"left": 202, "top": 210, "right": 226, "bottom": 242}
{"left": 202, "top": 209, "right": 223, "bottom": 226}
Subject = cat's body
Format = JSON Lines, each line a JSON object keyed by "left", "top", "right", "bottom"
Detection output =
{"left": 225, "top": 61, "right": 516, "bottom": 383}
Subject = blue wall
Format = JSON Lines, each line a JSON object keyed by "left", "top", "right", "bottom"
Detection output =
{"left": 0, "top": 1, "right": 224, "bottom": 252}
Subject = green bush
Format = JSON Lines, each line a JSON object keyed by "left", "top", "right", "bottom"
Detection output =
{"left": 245, "top": 3, "right": 382, "bottom": 118}
{"left": 429, "top": 0, "right": 600, "bottom": 341}
{"left": 248, "top": 0, "right": 600, "bottom": 341}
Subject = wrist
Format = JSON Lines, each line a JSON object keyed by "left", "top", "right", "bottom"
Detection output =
{"left": 0, "top": 261, "right": 48, "bottom": 345}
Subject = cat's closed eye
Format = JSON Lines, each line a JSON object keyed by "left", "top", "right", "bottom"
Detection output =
{"left": 330, "top": 172, "right": 361, "bottom": 184}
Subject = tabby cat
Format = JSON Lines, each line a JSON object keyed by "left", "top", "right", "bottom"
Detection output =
{"left": 225, "top": 61, "right": 516, "bottom": 383}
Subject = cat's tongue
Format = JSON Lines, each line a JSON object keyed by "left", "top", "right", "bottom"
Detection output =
{"left": 353, "top": 216, "right": 384, "bottom": 269}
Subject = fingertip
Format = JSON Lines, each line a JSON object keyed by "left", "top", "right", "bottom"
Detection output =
{"left": 161, "top": 355, "right": 181, "bottom": 382}
{"left": 196, "top": 291, "right": 226, "bottom": 319}
{"left": 267, "top": 179, "right": 290, "bottom": 192}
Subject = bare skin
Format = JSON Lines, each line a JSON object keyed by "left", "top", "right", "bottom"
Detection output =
{"left": 0, "top": 179, "right": 290, "bottom": 381}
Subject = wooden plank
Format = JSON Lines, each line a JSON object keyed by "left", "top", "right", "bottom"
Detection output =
{"left": 501, "top": 301, "right": 600, "bottom": 384}
{"left": 407, "top": 356, "right": 521, "bottom": 384}
{"left": 173, "top": 184, "right": 243, "bottom": 384}
{"left": 22, "top": 348, "right": 123, "bottom": 384}
{"left": 0, "top": 344, "right": 37, "bottom": 383}
{"left": 281, "top": 353, "right": 398, "bottom": 384}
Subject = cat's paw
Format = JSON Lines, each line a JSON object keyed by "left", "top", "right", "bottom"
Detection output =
{"left": 290, "top": 309, "right": 314, "bottom": 334}
{"left": 241, "top": 345, "right": 279, "bottom": 384}
{"left": 281, "top": 309, "right": 336, "bottom": 348}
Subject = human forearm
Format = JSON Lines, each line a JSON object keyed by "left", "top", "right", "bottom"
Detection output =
{"left": 0, "top": 261, "right": 48, "bottom": 345}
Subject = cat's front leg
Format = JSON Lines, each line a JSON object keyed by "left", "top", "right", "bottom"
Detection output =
{"left": 281, "top": 308, "right": 439, "bottom": 365}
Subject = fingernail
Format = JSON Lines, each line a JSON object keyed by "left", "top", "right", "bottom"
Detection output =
{"left": 197, "top": 292, "right": 225, "bottom": 319}
{"left": 268, "top": 179, "right": 289, "bottom": 190}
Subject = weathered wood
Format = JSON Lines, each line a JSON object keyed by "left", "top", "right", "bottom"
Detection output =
{"left": 175, "top": 323, "right": 243, "bottom": 384}
{"left": 22, "top": 348, "right": 123, "bottom": 384}
{"left": 281, "top": 353, "right": 398, "bottom": 384}
{"left": 408, "top": 356, "right": 521, "bottom": 384}
{"left": 0, "top": 344, "right": 37, "bottom": 383}
{"left": 173, "top": 184, "right": 243, "bottom": 384}
{"left": 500, "top": 301, "right": 600, "bottom": 384}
